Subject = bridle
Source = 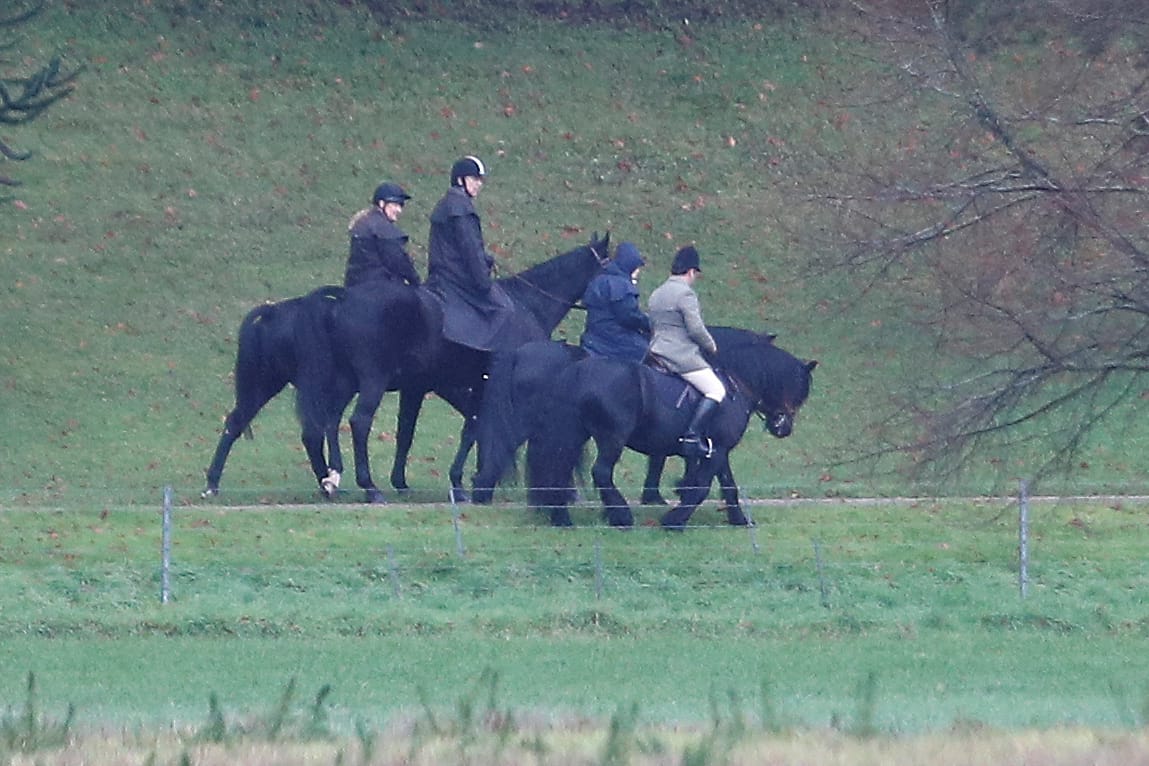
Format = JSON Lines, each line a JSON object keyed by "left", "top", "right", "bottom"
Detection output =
{"left": 724, "top": 365, "right": 791, "bottom": 435}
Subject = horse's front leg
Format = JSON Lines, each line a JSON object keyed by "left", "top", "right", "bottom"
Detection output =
{"left": 389, "top": 387, "right": 425, "bottom": 493}
{"left": 446, "top": 413, "right": 477, "bottom": 504}
{"left": 640, "top": 454, "right": 669, "bottom": 506}
{"left": 714, "top": 452, "right": 749, "bottom": 526}
{"left": 660, "top": 453, "right": 719, "bottom": 531}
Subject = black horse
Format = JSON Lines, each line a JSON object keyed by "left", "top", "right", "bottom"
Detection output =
{"left": 480, "top": 328, "right": 816, "bottom": 528}
{"left": 203, "top": 233, "right": 610, "bottom": 501}
{"left": 472, "top": 328, "right": 778, "bottom": 510}
{"left": 299, "top": 232, "right": 611, "bottom": 502}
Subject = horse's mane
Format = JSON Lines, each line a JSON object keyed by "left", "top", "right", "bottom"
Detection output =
{"left": 710, "top": 326, "right": 812, "bottom": 404}
{"left": 498, "top": 234, "right": 604, "bottom": 291}
{"left": 497, "top": 233, "right": 608, "bottom": 330}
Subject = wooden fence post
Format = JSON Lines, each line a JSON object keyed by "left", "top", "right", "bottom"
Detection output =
{"left": 1018, "top": 479, "right": 1030, "bottom": 599}
{"left": 160, "top": 486, "right": 172, "bottom": 605}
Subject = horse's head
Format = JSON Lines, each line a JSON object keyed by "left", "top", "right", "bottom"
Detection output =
{"left": 714, "top": 331, "right": 815, "bottom": 439}
{"left": 587, "top": 231, "right": 611, "bottom": 267}
{"left": 757, "top": 357, "right": 816, "bottom": 438}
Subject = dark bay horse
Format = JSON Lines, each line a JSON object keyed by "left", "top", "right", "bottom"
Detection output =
{"left": 202, "top": 233, "right": 609, "bottom": 501}
{"left": 479, "top": 328, "right": 816, "bottom": 528}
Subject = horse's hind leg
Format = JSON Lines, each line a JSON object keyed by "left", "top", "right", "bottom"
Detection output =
{"left": 525, "top": 432, "right": 577, "bottom": 527}
{"left": 640, "top": 454, "right": 669, "bottom": 506}
{"left": 202, "top": 385, "right": 281, "bottom": 497}
{"left": 300, "top": 419, "right": 333, "bottom": 498}
{"left": 320, "top": 420, "right": 343, "bottom": 497}
{"left": 202, "top": 409, "right": 246, "bottom": 497}
{"left": 590, "top": 441, "right": 633, "bottom": 528}
{"left": 349, "top": 384, "right": 389, "bottom": 504}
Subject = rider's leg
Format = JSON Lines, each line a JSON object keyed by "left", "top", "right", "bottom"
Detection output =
{"left": 679, "top": 368, "right": 726, "bottom": 459}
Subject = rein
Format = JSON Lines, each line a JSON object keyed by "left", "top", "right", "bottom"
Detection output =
{"left": 503, "top": 240, "right": 609, "bottom": 309}
{"left": 721, "top": 366, "right": 767, "bottom": 420}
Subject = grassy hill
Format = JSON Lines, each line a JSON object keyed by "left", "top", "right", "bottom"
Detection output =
{"left": 2, "top": 0, "right": 1141, "bottom": 506}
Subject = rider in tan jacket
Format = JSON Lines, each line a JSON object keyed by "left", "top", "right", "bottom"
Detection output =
{"left": 647, "top": 245, "right": 726, "bottom": 458}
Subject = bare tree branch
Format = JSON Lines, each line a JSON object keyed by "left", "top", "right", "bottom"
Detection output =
{"left": 0, "top": 2, "right": 80, "bottom": 187}
{"left": 806, "top": 1, "right": 1149, "bottom": 489}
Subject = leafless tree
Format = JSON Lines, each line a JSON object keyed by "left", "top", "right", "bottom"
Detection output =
{"left": 1, "top": 1, "right": 79, "bottom": 187}
{"left": 799, "top": 0, "right": 1149, "bottom": 488}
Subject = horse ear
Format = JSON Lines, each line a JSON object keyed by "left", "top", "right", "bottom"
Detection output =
{"left": 805, "top": 360, "right": 818, "bottom": 372}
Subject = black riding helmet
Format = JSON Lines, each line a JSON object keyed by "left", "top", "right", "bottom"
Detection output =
{"left": 373, "top": 182, "right": 411, "bottom": 205}
{"left": 450, "top": 155, "right": 487, "bottom": 187}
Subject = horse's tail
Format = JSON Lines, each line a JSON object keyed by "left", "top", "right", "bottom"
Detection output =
{"left": 474, "top": 340, "right": 585, "bottom": 502}
{"left": 230, "top": 299, "right": 298, "bottom": 439}
{"left": 473, "top": 347, "right": 530, "bottom": 500}
{"left": 524, "top": 357, "right": 590, "bottom": 514}
{"left": 291, "top": 286, "right": 346, "bottom": 437}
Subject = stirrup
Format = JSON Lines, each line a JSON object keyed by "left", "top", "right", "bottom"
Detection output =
{"left": 679, "top": 435, "right": 714, "bottom": 460}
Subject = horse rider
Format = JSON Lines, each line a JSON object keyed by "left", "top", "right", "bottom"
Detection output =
{"left": 646, "top": 245, "right": 726, "bottom": 458}
{"left": 344, "top": 181, "right": 421, "bottom": 288}
{"left": 425, "top": 155, "right": 516, "bottom": 351}
{"left": 579, "top": 240, "right": 651, "bottom": 363}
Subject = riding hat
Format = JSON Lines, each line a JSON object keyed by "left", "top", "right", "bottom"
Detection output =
{"left": 372, "top": 182, "right": 411, "bottom": 205}
{"left": 671, "top": 245, "right": 701, "bottom": 275}
{"left": 450, "top": 155, "right": 487, "bottom": 186}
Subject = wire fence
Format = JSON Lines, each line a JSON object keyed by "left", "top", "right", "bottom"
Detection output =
{"left": 6, "top": 480, "right": 1149, "bottom": 606}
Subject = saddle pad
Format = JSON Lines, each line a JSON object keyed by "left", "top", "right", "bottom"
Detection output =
{"left": 644, "top": 366, "right": 701, "bottom": 412}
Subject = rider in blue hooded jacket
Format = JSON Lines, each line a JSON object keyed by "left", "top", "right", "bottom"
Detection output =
{"left": 579, "top": 241, "right": 651, "bottom": 363}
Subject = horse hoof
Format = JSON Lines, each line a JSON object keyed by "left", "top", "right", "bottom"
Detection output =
{"left": 723, "top": 506, "right": 750, "bottom": 526}
{"left": 471, "top": 487, "right": 494, "bottom": 505}
{"left": 641, "top": 490, "right": 668, "bottom": 506}
{"left": 450, "top": 487, "right": 470, "bottom": 504}
{"left": 201, "top": 487, "right": 218, "bottom": 499}
{"left": 365, "top": 488, "right": 388, "bottom": 504}
{"left": 660, "top": 509, "right": 689, "bottom": 531}
{"left": 605, "top": 509, "right": 634, "bottom": 528}
{"left": 320, "top": 469, "right": 341, "bottom": 499}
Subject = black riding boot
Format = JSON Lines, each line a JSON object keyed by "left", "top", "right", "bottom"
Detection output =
{"left": 680, "top": 397, "right": 720, "bottom": 459}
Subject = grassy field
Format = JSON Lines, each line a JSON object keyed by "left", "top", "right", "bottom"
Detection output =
{"left": 4, "top": 1, "right": 1149, "bottom": 760}
{"left": 3, "top": 497, "right": 1148, "bottom": 736}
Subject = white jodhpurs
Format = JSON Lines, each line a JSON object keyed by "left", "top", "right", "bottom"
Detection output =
{"left": 681, "top": 367, "right": 726, "bottom": 402}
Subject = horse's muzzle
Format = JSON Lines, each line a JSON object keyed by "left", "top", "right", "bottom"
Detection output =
{"left": 765, "top": 412, "right": 792, "bottom": 438}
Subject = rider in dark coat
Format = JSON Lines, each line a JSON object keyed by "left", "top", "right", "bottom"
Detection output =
{"left": 344, "top": 182, "right": 421, "bottom": 288}
{"left": 426, "top": 155, "right": 516, "bottom": 351}
{"left": 579, "top": 241, "right": 650, "bottom": 363}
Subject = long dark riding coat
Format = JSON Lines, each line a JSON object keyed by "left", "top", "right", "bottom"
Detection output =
{"left": 426, "top": 186, "right": 515, "bottom": 351}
